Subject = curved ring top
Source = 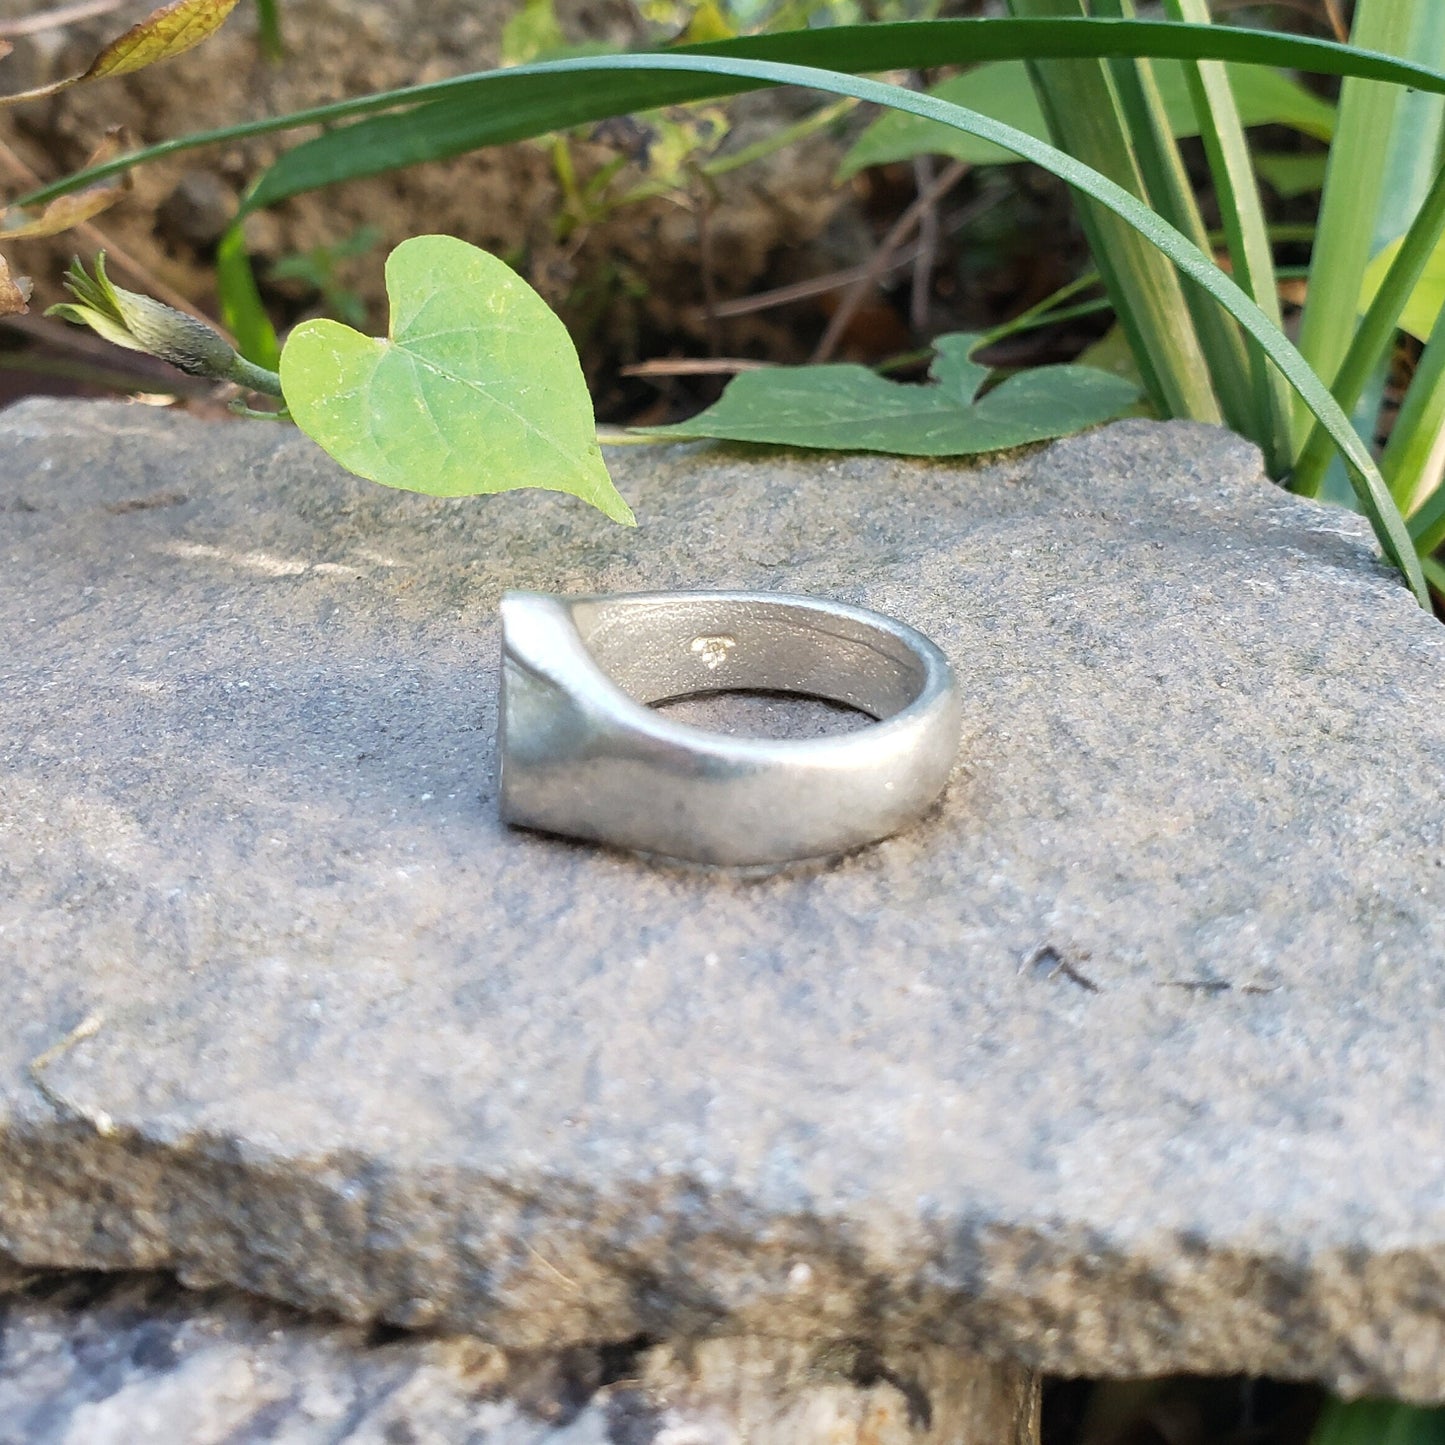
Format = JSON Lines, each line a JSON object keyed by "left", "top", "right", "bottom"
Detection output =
{"left": 497, "top": 590, "right": 961, "bottom": 865}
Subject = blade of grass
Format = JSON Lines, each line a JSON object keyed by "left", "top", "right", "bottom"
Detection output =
{"left": 982, "top": 259, "right": 1313, "bottom": 350}
{"left": 1293, "top": 0, "right": 1417, "bottom": 445}
{"left": 1093, "top": 0, "right": 1258, "bottom": 436}
{"left": 1163, "top": 0, "right": 1291, "bottom": 475}
{"left": 253, "top": 0, "right": 282, "bottom": 60}
{"left": 1311, "top": 1399, "right": 1445, "bottom": 1445}
{"left": 979, "top": 272, "right": 1107, "bottom": 346}
{"left": 1311, "top": 2, "right": 1445, "bottom": 506}
{"left": 216, "top": 222, "right": 279, "bottom": 368}
{"left": 1006, "top": 0, "right": 1218, "bottom": 423}
{"left": 1389, "top": 302, "right": 1445, "bottom": 522}
{"left": 1407, "top": 467, "right": 1445, "bottom": 554}
{"left": 1292, "top": 159, "right": 1445, "bottom": 499}
{"left": 1421, "top": 553, "right": 1445, "bottom": 598}
{"left": 1366, "top": 8, "right": 1445, "bottom": 523}
{"left": 14, "top": 19, "right": 1445, "bottom": 216}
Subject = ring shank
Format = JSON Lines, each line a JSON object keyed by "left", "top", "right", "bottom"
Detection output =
{"left": 499, "top": 591, "right": 961, "bottom": 865}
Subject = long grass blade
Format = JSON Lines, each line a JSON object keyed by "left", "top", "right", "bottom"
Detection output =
{"left": 1388, "top": 304, "right": 1445, "bottom": 522}
{"left": 1408, "top": 468, "right": 1445, "bottom": 554}
{"left": 1163, "top": 0, "right": 1290, "bottom": 474}
{"left": 14, "top": 19, "right": 1445, "bottom": 215}
{"left": 1093, "top": 0, "right": 1258, "bottom": 434}
{"left": 1421, "top": 554, "right": 1445, "bottom": 598}
{"left": 1007, "top": 0, "right": 1217, "bottom": 422}
{"left": 1293, "top": 0, "right": 1417, "bottom": 446}
{"left": 1292, "top": 160, "right": 1445, "bottom": 499}
{"left": 1311, "top": 1399, "right": 1445, "bottom": 1445}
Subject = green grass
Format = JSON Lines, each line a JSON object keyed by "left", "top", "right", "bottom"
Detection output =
{"left": 21, "top": 11, "right": 1445, "bottom": 602}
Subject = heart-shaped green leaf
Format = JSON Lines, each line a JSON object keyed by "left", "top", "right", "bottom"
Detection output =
{"left": 638, "top": 334, "right": 1140, "bottom": 455}
{"left": 280, "top": 234, "right": 632, "bottom": 523}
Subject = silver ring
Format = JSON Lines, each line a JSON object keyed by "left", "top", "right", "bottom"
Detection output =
{"left": 497, "top": 590, "right": 961, "bottom": 865}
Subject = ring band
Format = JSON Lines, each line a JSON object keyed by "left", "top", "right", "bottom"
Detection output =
{"left": 498, "top": 590, "right": 961, "bottom": 865}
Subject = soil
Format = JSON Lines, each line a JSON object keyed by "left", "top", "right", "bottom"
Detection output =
{"left": 0, "top": 0, "right": 868, "bottom": 397}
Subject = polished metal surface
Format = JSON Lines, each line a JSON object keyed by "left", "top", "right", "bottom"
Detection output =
{"left": 498, "top": 590, "right": 962, "bottom": 865}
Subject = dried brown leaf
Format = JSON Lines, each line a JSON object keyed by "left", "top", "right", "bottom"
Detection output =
{"left": 82, "top": 0, "right": 241, "bottom": 80}
{"left": 0, "top": 253, "right": 32, "bottom": 316}
{"left": 0, "top": 126, "right": 132, "bottom": 237}
{"left": 1, "top": 0, "right": 239, "bottom": 107}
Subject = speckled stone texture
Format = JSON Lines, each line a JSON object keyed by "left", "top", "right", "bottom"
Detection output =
{"left": 0, "top": 1273, "right": 517, "bottom": 1445}
{"left": 2, "top": 400, "right": 1444, "bottom": 1400}
{"left": 0, "top": 1273, "right": 1034, "bottom": 1444}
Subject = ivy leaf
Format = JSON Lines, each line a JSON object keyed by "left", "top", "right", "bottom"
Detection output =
{"left": 1, "top": 0, "right": 240, "bottom": 109}
{"left": 280, "top": 235, "right": 633, "bottom": 523}
{"left": 638, "top": 334, "right": 1140, "bottom": 455}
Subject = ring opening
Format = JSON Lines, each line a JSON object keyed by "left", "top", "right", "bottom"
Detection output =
{"left": 570, "top": 596, "right": 928, "bottom": 719}
{"left": 653, "top": 688, "right": 875, "bottom": 740}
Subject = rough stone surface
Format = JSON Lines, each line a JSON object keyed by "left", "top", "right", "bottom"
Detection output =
{"left": 3, "top": 400, "right": 1445, "bottom": 1400}
{"left": 0, "top": 1272, "right": 1037, "bottom": 1443}
{"left": 0, "top": 0, "right": 852, "bottom": 368}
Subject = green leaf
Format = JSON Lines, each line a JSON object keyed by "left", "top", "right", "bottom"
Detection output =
{"left": 1253, "top": 150, "right": 1328, "bottom": 198}
{"left": 638, "top": 334, "right": 1139, "bottom": 454}
{"left": 1, "top": 0, "right": 242, "bottom": 109}
{"left": 1293, "top": 0, "right": 1417, "bottom": 445}
{"left": 1361, "top": 230, "right": 1445, "bottom": 342}
{"left": 1163, "top": 0, "right": 1290, "bottom": 473}
{"left": 500, "top": 0, "right": 567, "bottom": 66}
{"left": 1006, "top": 0, "right": 1218, "bottom": 426}
{"left": 217, "top": 223, "right": 280, "bottom": 369}
{"left": 1387, "top": 291, "right": 1445, "bottom": 518}
{"left": 1293, "top": 158, "right": 1445, "bottom": 500}
{"left": 278, "top": 235, "right": 632, "bottom": 523}
{"left": 840, "top": 63, "right": 1051, "bottom": 173}
{"left": 1311, "top": 1399, "right": 1445, "bottom": 1445}
{"left": 839, "top": 58, "right": 1333, "bottom": 177}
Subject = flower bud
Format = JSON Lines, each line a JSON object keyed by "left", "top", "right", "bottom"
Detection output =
{"left": 47, "top": 253, "right": 237, "bottom": 379}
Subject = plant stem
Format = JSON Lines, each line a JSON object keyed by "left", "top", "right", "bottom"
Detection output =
{"left": 254, "top": 0, "right": 284, "bottom": 60}
{"left": 227, "top": 353, "right": 284, "bottom": 397}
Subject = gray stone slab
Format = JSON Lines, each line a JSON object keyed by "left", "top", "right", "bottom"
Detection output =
{"left": 2, "top": 400, "right": 1445, "bottom": 1399}
{"left": 0, "top": 1271, "right": 1034, "bottom": 1445}
{"left": 0, "top": 1273, "right": 518, "bottom": 1445}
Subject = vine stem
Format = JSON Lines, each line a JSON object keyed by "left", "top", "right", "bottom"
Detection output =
{"left": 227, "top": 354, "right": 284, "bottom": 397}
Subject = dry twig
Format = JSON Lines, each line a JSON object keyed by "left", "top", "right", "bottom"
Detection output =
{"left": 0, "top": 0, "right": 131, "bottom": 39}
{"left": 811, "top": 159, "right": 969, "bottom": 364}
{"left": 622, "top": 356, "right": 771, "bottom": 379}
{"left": 0, "top": 136, "right": 223, "bottom": 329}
